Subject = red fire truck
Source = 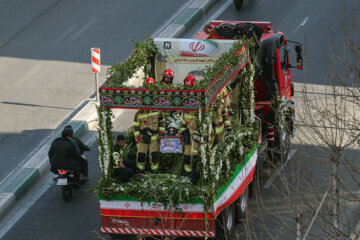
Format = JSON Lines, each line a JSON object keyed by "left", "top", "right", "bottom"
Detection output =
{"left": 98, "top": 20, "right": 303, "bottom": 239}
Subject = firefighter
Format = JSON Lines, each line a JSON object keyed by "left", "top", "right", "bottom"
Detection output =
{"left": 179, "top": 75, "right": 200, "bottom": 183}
{"left": 145, "top": 77, "right": 156, "bottom": 86}
{"left": 230, "top": 75, "right": 241, "bottom": 122}
{"left": 160, "top": 68, "right": 175, "bottom": 86}
{"left": 211, "top": 87, "right": 232, "bottom": 144}
{"left": 113, "top": 134, "right": 136, "bottom": 182}
{"left": 132, "top": 80, "right": 165, "bottom": 173}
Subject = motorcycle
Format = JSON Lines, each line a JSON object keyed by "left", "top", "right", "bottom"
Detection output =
{"left": 233, "top": 0, "right": 244, "bottom": 9}
{"left": 55, "top": 169, "right": 81, "bottom": 201}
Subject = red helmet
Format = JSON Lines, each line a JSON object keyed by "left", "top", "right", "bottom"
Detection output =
{"left": 163, "top": 68, "right": 175, "bottom": 78}
{"left": 145, "top": 77, "right": 156, "bottom": 85}
{"left": 184, "top": 74, "right": 196, "bottom": 87}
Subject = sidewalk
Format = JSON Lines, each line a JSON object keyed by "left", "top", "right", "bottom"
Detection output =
{"left": 0, "top": 0, "right": 219, "bottom": 222}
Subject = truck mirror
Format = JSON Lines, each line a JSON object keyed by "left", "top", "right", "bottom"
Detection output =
{"left": 283, "top": 45, "right": 291, "bottom": 52}
{"left": 294, "top": 44, "right": 303, "bottom": 70}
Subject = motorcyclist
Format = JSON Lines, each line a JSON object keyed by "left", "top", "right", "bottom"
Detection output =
{"left": 63, "top": 125, "right": 90, "bottom": 181}
{"left": 48, "top": 129, "right": 82, "bottom": 181}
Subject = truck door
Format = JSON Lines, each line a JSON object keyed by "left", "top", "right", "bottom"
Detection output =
{"left": 276, "top": 42, "right": 292, "bottom": 99}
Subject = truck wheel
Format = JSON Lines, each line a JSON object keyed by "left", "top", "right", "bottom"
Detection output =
{"left": 109, "top": 234, "right": 131, "bottom": 240}
{"left": 233, "top": 0, "right": 244, "bottom": 9}
{"left": 61, "top": 186, "right": 72, "bottom": 201}
{"left": 235, "top": 188, "right": 248, "bottom": 223}
{"left": 270, "top": 120, "right": 291, "bottom": 166}
{"left": 216, "top": 204, "right": 235, "bottom": 239}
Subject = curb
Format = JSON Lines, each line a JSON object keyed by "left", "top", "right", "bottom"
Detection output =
{"left": 0, "top": 0, "right": 219, "bottom": 221}
{"left": 156, "top": 0, "right": 219, "bottom": 38}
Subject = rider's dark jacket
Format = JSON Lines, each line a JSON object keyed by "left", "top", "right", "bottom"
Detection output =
{"left": 48, "top": 137, "right": 81, "bottom": 173}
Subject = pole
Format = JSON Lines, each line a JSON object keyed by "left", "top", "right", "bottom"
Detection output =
{"left": 91, "top": 48, "right": 101, "bottom": 102}
{"left": 95, "top": 72, "right": 99, "bottom": 102}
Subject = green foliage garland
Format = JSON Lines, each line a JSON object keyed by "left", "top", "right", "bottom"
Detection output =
{"left": 105, "top": 38, "right": 158, "bottom": 87}
{"left": 95, "top": 106, "right": 115, "bottom": 188}
{"left": 100, "top": 174, "right": 201, "bottom": 211}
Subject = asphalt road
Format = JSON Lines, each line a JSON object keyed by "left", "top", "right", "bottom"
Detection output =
{"left": 215, "top": 0, "right": 360, "bottom": 86}
{"left": 0, "top": 0, "right": 189, "bottom": 183}
{"left": 1, "top": 0, "right": 360, "bottom": 239}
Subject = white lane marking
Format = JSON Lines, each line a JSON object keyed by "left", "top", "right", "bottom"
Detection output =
{"left": 69, "top": 18, "right": 98, "bottom": 41}
{"left": 293, "top": 17, "right": 309, "bottom": 35}
{"left": 55, "top": 24, "right": 77, "bottom": 43}
{"left": 13, "top": 64, "right": 43, "bottom": 87}
{"left": 193, "top": 0, "right": 233, "bottom": 37}
{"left": 263, "top": 149, "right": 297, "bottom": 189}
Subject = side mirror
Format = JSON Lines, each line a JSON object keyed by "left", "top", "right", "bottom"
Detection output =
{"left": 294, "top": 44, "right": 303, "bottom": 70}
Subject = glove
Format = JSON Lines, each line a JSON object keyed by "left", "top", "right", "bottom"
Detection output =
{"left": 140, "top": 128, "right": 153, "bottom": 144}
{"left": 192, "top": 134, "right": 201, "bottom": 143}
{"left": 230, "top": 78, "right": 241, "bottom": 89}
{"left": 182, "top": 129, "right": 191, "bottom": 145}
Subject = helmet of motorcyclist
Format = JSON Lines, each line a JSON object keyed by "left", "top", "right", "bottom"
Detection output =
{"left": 162, "top": 68, "right": 174, "bottom": 84}
{"left": 184, "top": 74, "right": 196, "bottom": 87}
{"left": 145, "top": 77, "right": 156, "bottom": 86}
{"left": 63, "top": 125, "right": 73, "bottom": 137}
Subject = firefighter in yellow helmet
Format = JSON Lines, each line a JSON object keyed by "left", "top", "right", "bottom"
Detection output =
{"left": 132, "top": 79, "right": 166, "bottom": 173}
{"left": 179, "top": 75, "right": 200, "bottom": 184}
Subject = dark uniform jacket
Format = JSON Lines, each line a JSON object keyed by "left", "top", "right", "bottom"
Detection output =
{"left": 48, "top": 137, "right": 81, "bottom": 172}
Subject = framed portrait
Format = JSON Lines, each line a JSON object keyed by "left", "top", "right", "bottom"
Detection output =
{"left": 160, "top": 137, "right": 182, "bottom": 154}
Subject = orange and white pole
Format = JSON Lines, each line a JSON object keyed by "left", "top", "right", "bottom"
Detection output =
{"left": 91, "top": 48, "right": 100, "bottom": 102}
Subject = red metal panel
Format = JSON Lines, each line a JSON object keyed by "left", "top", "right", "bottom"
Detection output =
{"left": 101, "top": 216, "right": 215, "bottom": 234}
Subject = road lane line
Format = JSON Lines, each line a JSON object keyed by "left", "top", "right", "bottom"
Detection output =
{"left": 69, "top": 18, "right": 98, "bottom": 41}
{"left": 55, "top": 24, "right": 77, "bottom": 43}
{"left": 13, "top": 64, "right": 43, "bottom": 87}
{"left": 293, "top": 17, "right": 309, "bottom": 36}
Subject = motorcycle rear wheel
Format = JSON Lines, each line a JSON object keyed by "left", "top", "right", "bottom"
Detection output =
{"left": 61, "top": 185, "right": 72, "bottom": 201}
{"left": 233, "top": 0, "right": 244, "bottom": 9}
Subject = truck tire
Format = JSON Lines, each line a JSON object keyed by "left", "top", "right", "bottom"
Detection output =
{"left": 235, "top": 188, "right": 248, "bottom": 223}
{"left": 61, "top": 186, "right": 72, "bottom": 201}
{"left": 233, "top": 0, "right": 244, "bottom": 9}
{"left": 109, "top": 234, "right": 136, "bottom": 240}
{"left": 216, "top": 204, "right": 235, "bottom": 239}
{"left": 270, "top": 120, "right": 291, "bottom": 166}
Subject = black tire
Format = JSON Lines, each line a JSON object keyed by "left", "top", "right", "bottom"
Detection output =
{"left": 235, "top": 188, "right": 248, "bottom": 223}
{"left": 61, "top": 185, "right": 72, "bottom": 201}
{"left": 109, "top": 234, "right": 136, "bottom": 240}
{"left": 268, "top": 120, "right": 291, "bottom": 167}
{"left": 233, "top": 0, "right": 244, "bottom": 9}
{"left": 216, "top": 204, "right": 236, "bottom": 239}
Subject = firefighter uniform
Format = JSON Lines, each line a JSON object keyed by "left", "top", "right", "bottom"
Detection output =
{"left": 230, "top": 76, "right": 241, "bottom": 122}
{"left": 132, "top": 110, "right": 165, "bottom": 172}
{"left": 179, "top": 111, "right": 199, "bottom": 174}
{"left": 211, "top": 88, "right": 232, "bottom": 144}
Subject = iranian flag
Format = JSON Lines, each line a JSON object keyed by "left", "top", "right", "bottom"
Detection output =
{"left": 180, "top": 39, "right": 218, "bottom": 57}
